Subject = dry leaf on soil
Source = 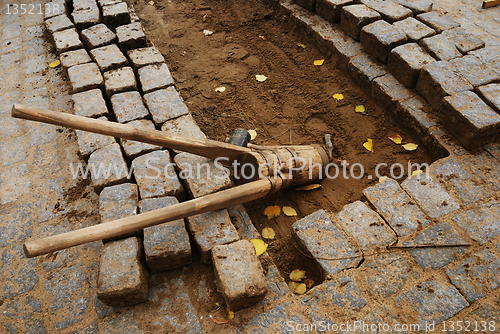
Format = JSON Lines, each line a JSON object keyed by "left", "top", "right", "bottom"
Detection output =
{"left": 282, "top": 206, "right": 297, "bottom": 217}
{"left": 295, "top": 184, "right": 322, "bottom": 191}
{"left": 290, "top": 269, "right": 307, "bottom": 282}
{"left": 313, "top": 59, "right": 324, "bottom": 66}
{"left": 412, "top": 170, "right": 424, "bottom": 177}
{"left": 250, "top": 239, "right": 268, "bottom": 256}
{"left": 261, "top": 227, "right": 275, "bottom": 239}
{"left": 379, "top": 176, "right": 388, "bottom": 183}
{"left": 203, "top": 29, "right": 213, "bottom": 36}
{"left": 355, "top": 105, "right": 365, "bottom": 113}
{"left": 333, "top": 93, "right": 344, "bottom": 101}
{"left": 256, "top": 75, "right": 267, "bottom": 82}
{"left": 264, "top": 205, "right": 280, "bottom": 219}
{"left": 305, "top": 278, "right": 314, "bottom": 288}
{"left": 297, "top": 43, "right": 307, "bottom": 49}
{"left": 402, "top": 143, "right": 418, "bottom": 151}
{"left": 248, "top": 129, "right": 257, "bottom": 140}
{"left": 259, "top": 35, "right": 266, "bottom": 40}
{"left": 214, "top": 86, "right": 226, "bottom": 92}
{"left": 49, "top": 60, "right": 60, "bottom": 68}
{"left": 388, "top": 134, "right": 402, "bottom": 144}
{"left": 363, "top": 139, "right": 374, "bottom": 153}
{"left": 294, "top": 283, "right": 307, "bottom": 294}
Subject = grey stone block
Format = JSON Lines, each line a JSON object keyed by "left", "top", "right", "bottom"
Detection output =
{"left": 227, "top": 204, "right": 259, "bottom": 240}
{"left": 140, "top": 197, "right": 192, "bottom": 272}
{"left": 60, "top": 49, "right": 92, "bottom": 70}
{"left": 388, "top": 43, "right": 435, "bottom": 88}
{"left": 72, "top": 89, "right": 108, "bottom": 118}
{"left": 161, "top": 114, "right": 206, "bottom": 140}
{"left": 337, "top": 201, "right": 397, "bottom": 251}
{"left": 72, "top": 8, "right": 101, "bottom": 30}
{"left": 132, "top": 150, "right": 185, "bottom": 200}
{"left": 398, "top": 0, "right": 433, "bottom": 15}
{"left": 476, "top": 83, "right": 500, "bottom": 114}
{"left": 446, "top": 249, "right": 500, "bottom": 303}
{"left": 364, "top": 178, "right": 431, "bottom": 236}
{"left": 401, "top": 173, "right": 459, "bottom": 219}
{"left": 443, "top": 27, "right": 485, "bottom": 54}
{"left": 450, "top": 55, "right": 500, "bottom": 88}
{"left": 340, "top": 4, "right": 381, "bottom": 41}
{"left": 102, "top": 2, "right": 130, "bottom": 28}
{"left": 45, "top": 14, "right": 73, "bottom": 33}
{"left": 99, "top": 183, "right": 138, "bottom": 223}
{"left": 212, "top": 240, "right": 268, "bottom": 311}
{"left": 98, "top": 0, "right": 122, "bottom": 6}
{"left": 119, "top": 119, "right": 160, "bottom": 159}
{"left": 143, "top": 87, "right": 189, "bottom": 125}
{"left": 358, "top": 0, "right": 413, "bottom": 23}
{"left": 485, "top": 142, "right": 500, "bottom": 161}
{"left": 393, "top": 17, "right": 436, "bottom": 42}
{"left": 67, "top": 62, "right": 104, "bottom": 93}
{"left": 73, "top": 0, "right": 99, "bottom": 11}
{"left": 294, "top": 0, "right": 315, "bottom": 11}
{"left": 127, "top": 47, "right": 165, "bottom": 70}
{"left": 116, "top": 22, "right": 147, "bottom": 50}
{"left": 76, "top": 116, "right": 116, "bottom": 158}
{"left": 104, "top": 67, "right": 137, "bottom": 96}
{"left": 371, "top": 74, "right": 413, "bottom": 110}
{"left": 329, "top": 28, "right": 365, "bottom": 68}
{"left": 97, "top": 237, "right": 148, "bottom": 306}
{"left": 417, "top": 11, "right": 460, "bottom": 33}
{"left": 44, "top": 0, "right": 67, "bottom": 19}
{"left": 90, "top": 44, "right": 129, "bottom": 72}
{"left": 452, "top": 200, "right": 500, "bottom": 245}
{"left": 186, "top": 209, "right": 240, "bottom": 264}
{"left": 361, "top": 20, "right": 407, "bottom": 64}
{"left": 53, "top": 28, "right": 83, "bottom": 54}
{"left": 347, "top": 53, "right": 386, "bottom": 88}
{"left": 292, "top": 210, "right": 362, "bottom": 278}
{"left": 88, "top": 143, "right": 130, "bottom": 189}
{"left": 138, "top": 63, "right": 175, "bottom": 94}
{"left": 463, "top": 152, "right": 500, "bottom": 190}
{"left": 416, "top": 60, "right": 473, "bottom": 111}
{"left": 81, "top": 24, "right": 117, "bottom": 49}
{"left": 110, "top": 90, "right": 149, "bottom": 123}
{"left": 315, "top": 0, "right": 353, "bottom": 23}
{"left": 419, "top": 34, "right": 462, "bottom": 61}
{"left": 441, "top": 91, "right": 500, "bottom": 150}
{"left": 470, "top": 46, "right": 500, "bottom": 70}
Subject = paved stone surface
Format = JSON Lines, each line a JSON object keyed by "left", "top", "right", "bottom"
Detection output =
{"left": 90, "top": 44, "right": 129, "bottom": 72}
{"left": 417, "top": 11, "right": 461, "bottom": 33}
{"left": 227, "top": 204, "right": 260, "bottom": 239}
{"left": 72, "top": 8, "right": 101, "bottom": 30}
{"left": 340, "top": 4, "right": 381, "bottom": 41}
{"left": 476, "top": 83, "right": 500, "bottom": 114}
{"left": 143, "top": 87, "right": 190, "bottom": 125}
{"left": 452, "top": 199, "right": 500, "bottom": 245}
{"left": 60, "top": 48, "right": 92, "bottom": 70}
{"left": 67, "top": 62, "right": 104, "bottom": 93}
{"left": 99, "top": 182, "right": 138, "bottom": 223}
{"left": 127, "top": 46, "right": 165, "bottom": 69}
{"left": 359, "top": 0, "right": 413, "bottom": 23}
{"left": 443, "top": 27, "right": 485, "bottom": 54}
{"left": 102, "top": 2, "right": 130, "bottom": 29}
{"left": 81, "top": 23, "right": 117, "bottom": 49}
{"left": 110, "top": 90, "right": 149, "bottom": 123}
{"left": 45, "top": 14, "right": 74, "bottom": 34}
{"left": 361, "top": 20, "right": 407, "bottom": 64}
{"left": 72, "top": 88, "right": 109, "bottom": 118}
{"left": 53, "top": 28, "right": 83, "bottom": 54}
{"left": 76, "top": 116, "right": 117, "bottom": 158}
{"left": 419, "top": 33, "right": 462, "bottom": 61}
{"left": 88, "top": 142, "right": 130, "bottom": 189}
{"left": 116, "top": 22, "right": 147, "bottom": 50}
{"left": 388, "top": 43, "right": 435, "bottom": 88}
{"left": 371, "top": 73, "right": 413, "bottom": 110}
{"left": 450, "top": 55, "right": 500, "bottom": 88}
{"left": 315, "top": 0, "right": 353, "bottom": 23}
{"left": 393, "top": 16, "right": 435, "bottom": 42}
{"left": 119, "top": 119, "right": 160, "bottom": 159}
{"left": 398, "top": 0, "right": 433, "bottom": 15}
{"left": 138, "top": 63, "right": 175, "bottom": 94}
{"left": 347, "top": 52, "right": 386, "bottom": 88}
{"left": 103, "top": 66, "right": 137, "bottom": 96}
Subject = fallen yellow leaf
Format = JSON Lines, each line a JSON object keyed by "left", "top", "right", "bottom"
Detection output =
{"left": 363, "top": 139, "right": 374, "bottom": 153}
{"left": 314, "top": 59, "right": 324, "bottom": 66}
{"left": 289, "top": 281, "right": 299, "bottom": 291}
{"left": 228, "top": 311, "right": 234, "bottom": 320}
{"left": 402, "top": 143, "right": 418, "bottom": 151}
{"left": 294, "top": 283, "right": 307, "bottom": 294}
{"left": 49, "top": 60, "right": 60, "bottom": 68}
{"left": 214, "top": 86, "right": 226, "bottom": 92}
{"left": 305, "top": 278, "right": 314, "bottom": 288}
{"left": 295, "top": 184, "right": 322, "bottom": 191}
{"left": 282, "top": 206, "right": 297, "bottom": 217}
{"left": 290, "top": 269, "right": 307, "bottom": 282}
{"left": 412, "top": 170, "right": 423, "bottom": 177}
{"left": 333, "top": 93, "right": 344, "bottom": 101}
{"left": 256, "top": 75, "right": 267, "bottom": 82}
{"left": 261, "top": 227, "right": 275, "bottom": 239}
{"left": 355, "top": 105, "right": 365, "bottom": 113}
{"left": 297, "top": 43, "right": 306, "bottom": 49}
{"left": 248, "top": 129, "right": 257, "bottom": 140}
{"left": 259, "top": 35, "right": 266, "bottom": 40}
{"left": 250, "top": 239, "right": 268, "bottom": 256}
{"left": 263, "top": 205, "right": 280, "bottom": 219}
{"left": 388, "top": 134, "right": 402, "bottom": 144}
{"left": 379, "top": 176, "right": 388, "bottom": 183}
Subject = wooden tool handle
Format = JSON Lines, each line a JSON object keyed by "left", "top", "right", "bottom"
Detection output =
{"left": 11, "top": 104, "right": 251, "bottom": 161}
{"left": 23, "top": 178, "right": 277, "bottom": 258}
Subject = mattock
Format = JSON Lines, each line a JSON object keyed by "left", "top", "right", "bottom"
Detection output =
{"left": 11, "top": 104, "right": 333, "bottom": 258}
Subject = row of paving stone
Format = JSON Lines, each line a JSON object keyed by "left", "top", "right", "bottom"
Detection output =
{"left": 286, "top": 0, "right": 500, "bottom": 151}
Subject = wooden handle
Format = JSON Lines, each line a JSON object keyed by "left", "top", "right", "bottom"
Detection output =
{"left": 23, "top": 178, "right": 276, "bottom": 258}
{"left": 11, "top": 104, "right": 251, "bottom": 161}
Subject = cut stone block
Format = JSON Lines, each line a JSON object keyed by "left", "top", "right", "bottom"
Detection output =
{"left": 45, "top": 14, "right": 74, "bottom": 33}
{"left": 337, "top": 201, "right": 397, "bottom": 251}
{"left": 98, "top": 0, "right": 122, "bottom": 6}
{"left": 347, "top": 53, "right": 386, "bottom": 88}
{"left": 446, "top": 249, "right": 500, "bottom": 303}
{"left": 463, "top": 152, "right": 500, "bottom": 191}
{"left": 67, "top": 62, "right": 104, "bottom": 94}
{"left": 388, "top": 43, "right": 435, "bottom": 88}
{"left": 450, "top": 55, "right": 500, "bottom": 88}
{"left": 227, "top": 204, "right": 259, "bottom": 240}
{"left": 140, "top": 197, "right": 192, "bottom": 272}
{"left": 371, "top": 74, "right": 413, "bottom": 110}
{"left": 138, "top": 63, "right": 175, "bottom": 94}
{"left": 443, "top": 27, "right": 485, "bottom": 54}
{"left": 143, "top": 87, "right": 189, "bottom": 125}
{"left": 292, "top": 210, "right": 362, "bottom": 278}
{"left": 102, "top": 2, "right": 130, "bottom": 29}
{"left": 116, "top": 22, "right": 147, "bottom": 51}
{"left": 329, "top": 28, "right": 365, "bottom": 68}
{"left": 393, "top": 17, "right": 435, "bottom": 42}
{"left": 81, "top": 24, "right": 117, "bottom": 49}
{"left": 72, "top": 8, "right": 101, "bottom": 30}
{"left": 99, "top": 183, "right": 138, "bottom": 223}
{"left": 401, "top": 173, "right": 459, "bottom": 219}
{"left": 397, "top": 0, "right": 433, "bottom": 15}
{"left": 360, "top": 20, "right": 407, "bottom": 64}
{"left": 97, "top": 237, "right": 148, "bottom": 306}
{"left": 76, "top": 116, "right": 116, "bottom": 158}
{"left": 44, "top": 0, "right": 67, "bottom": 19}
{"left": 88, "top": 143, "right": 129, "bottom": 189}
{"left": 127, "top": 47, "right": 165, "bottom": 70}
{"left": 452, "top": 200, "right": 500, "bottom": 245}
{"left": 174, "top": 152, "right": 231, "bottom": 198}
{"left": 132, "top": 150, "right": 185, "bottom": 200}
{"left": 90, "top": 44, "right": 129, "bottom": 72}
{"left": 476, "top": 83, "right": 500, "bottom": 114}
{"left": 419, "top": 34, "right": 462, "bottom": 61}
{"left": 72, "top": 89, "right": 108, "bottom": 118}
{"left": 110, "top": 90, "right": 149, "bottom": 123}
{"left": 396, "top": 97, "right": 438, "bottom": 136}
{"left": 73, "top": 0, "right": 99, "bottom": 11}
{"left": 103, "top": 67, "right": 137, "bottom": 96}
{"left": 441, "top": 91, "right": 500, "bottom": 150}
{"left": 119, "top": 119, "right": 159, "bottom": 160}
{"left": 470, "top": 46, "right": 500, "bottom": 70}
{"left": 315, "top": 0, "right": 353, "bottom": 23}
{"left": 416, "top": 60, "right": 473, "bottom": 111}
{"left": 358, "top": 0, "right": 413, "bottom": 23}
{"left": 212, "top": 240, "right": 268, "bottom": 311}
{"left": 59, "top": 49, "right": 92, "bottom": 70}
{"left": 294, "top": 0, "right": 315, "bottom": 11}
{"left": 161, "top": 114, "right": 206, "bottom": 140}
{"left": 340, "top": 4, "right": 381, "bottom": 41}
{"left": 416, "top": 11, "right": 460, "bottom": 33}
{"left": 186, "top": 209, "right": 239, "bottom": 264}
{"left": 53, "top": 28, "right": 83, "bottom": 54}
{"left": 363, "top": 178, "right": 431, "bottom": 236}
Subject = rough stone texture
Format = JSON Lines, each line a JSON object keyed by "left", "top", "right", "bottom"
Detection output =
{"left": 292, "top": 210, "right": 362, "bottom": 278}
{"left": 393, "top": 17, "right": 436, "bottom": 42}
{"left": 186, "top": 209, "right": 240, "bottom": 264}
{"left": 416, "top": 11, "right": 460, "bottom": 33}
{"left": 446, "top": 249, "right": 500, "bottom": 303}
{"left": 67, "top": 62, "right": 104, "bottom": 93}
{"left": 315, "top": 0, "right": 353, "bottom": 23}
{"left": 110, "top": 90, "right": 149, "bottom": 123}
{"left": 72, "top": 89, "right": 108, "bottom": 118}
{"left": 347, "top": 53, "right": 386, "bottom": 88}
{"left": 294, "top": 0, "right": 315, "bottom": 12}
{"left": 81, "top": 24, "right": 117, "bottom": 49}
{"left": 143, "top": 87, "right": 189, "bottom": 125}
{"left": 127, "top": 46, "right": 165, "bottom": 69}
{"left": 470, "top": 46, "right": 500, "bottom": 71}
{"left": 360, "top": 20, "right": 407, "bottom": 64}
{"left": 44, "top": 0, "right": 67, "bottom": 19}
{"left": 99, "top": 182, "right": 138, "bottom": 241}
{"left": 476, "top": 83, "right": 500, "bottom": 114}
{"left": 398, "top": 0, "right": 433, "bottom": 15}
{"left": 416, "top": 60, "right": 473, "bottom": 111}
{"left": 60, "top": 49, "right": 92, "bottom": 70}
{"left": 452, "top": 200, "right": 500, "bottom": 245}
{"left": 173, "top": 152, "right": 232, "bottom": 198}
{"left": 88, "top": 143, "right": 130, "bottom": 189}
{"left": 401, "top": 173, "right": 459, "bottom": 219}
{"left": 463, "top": 152, "right": 500, "bottom": 191}
{"left": 397, "top": 280, "right": 469, "bottom": 327}
{"left": 212, "top": 240, "right": 268, "bottom": 311}
{"left": 419, "top": 34, "right": 462, "bottom": 61}
{"left": 73, "top": 0, "right": 99, "bottom": 11}
{"left": 227, "top": 204, "right": 259, "bottom": 240}
{"left": 76, "top": 117, "right": 116, "bottom": 158}
{"left": 358, "top": 0, "right": 413, "bottom": 23}
{"left": 371, "top": 74, "right": 413, "bottom": 110}
{"left": 388, "top": 43, "right": 435, "bottom": 88}
{"left": 441, "top": 91, "right": 500, "bottom": 150}
{"left": 340, "top": 4, "right": 381, "bottom": 41}
{"left": 53, "top": 28, "right": 83, "bottom": 54}
{"left": 138, "top": 63, "right": 175, "bottom": 94}
{"left": 119, "top": 119, "right": 159, "bottom": 159}
{"left": 443, "top": 27, "right": 485, "bottom": 54}
{"left": 449, "top": 55, "right": 500, "bottom": 87}
{"left": 45, "top": 14, "right": 74, "bottom": 33}
{"left": 132, "top": 150, "right": 185, "bottom": 200}
{"left": 116, "top": 22, "right": 147, "bottom": 50}
{"left": 98, "top": 0, "right": 122, "bottom": 6}
{"left": 102, "top": 2, "right": 130, "bottom": 29}
{"left": 337, "top": 201, "right": 396, "bottom": 251}
{"left": 97, "top": 237, "right": 149, "bottom": 306}
{"left": 363, "top": 178, "right": 431, "bottom": 236}
{"left": 72, "top": 8, "right": 101, "bottom": 30}
{"left": 161, "top": 114, "right": 206, "bottom": 140}
{"left": 328, "top": 27, "right": 365, "bottom": 68}
{"left": 103, "top": 67, "right": 137, "bottom": 96}
{"left": 90, "top": 44, "right": 129, "bottom": 72}
{"left": 140, "top": 197, "right": 192, "bottom": 272}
